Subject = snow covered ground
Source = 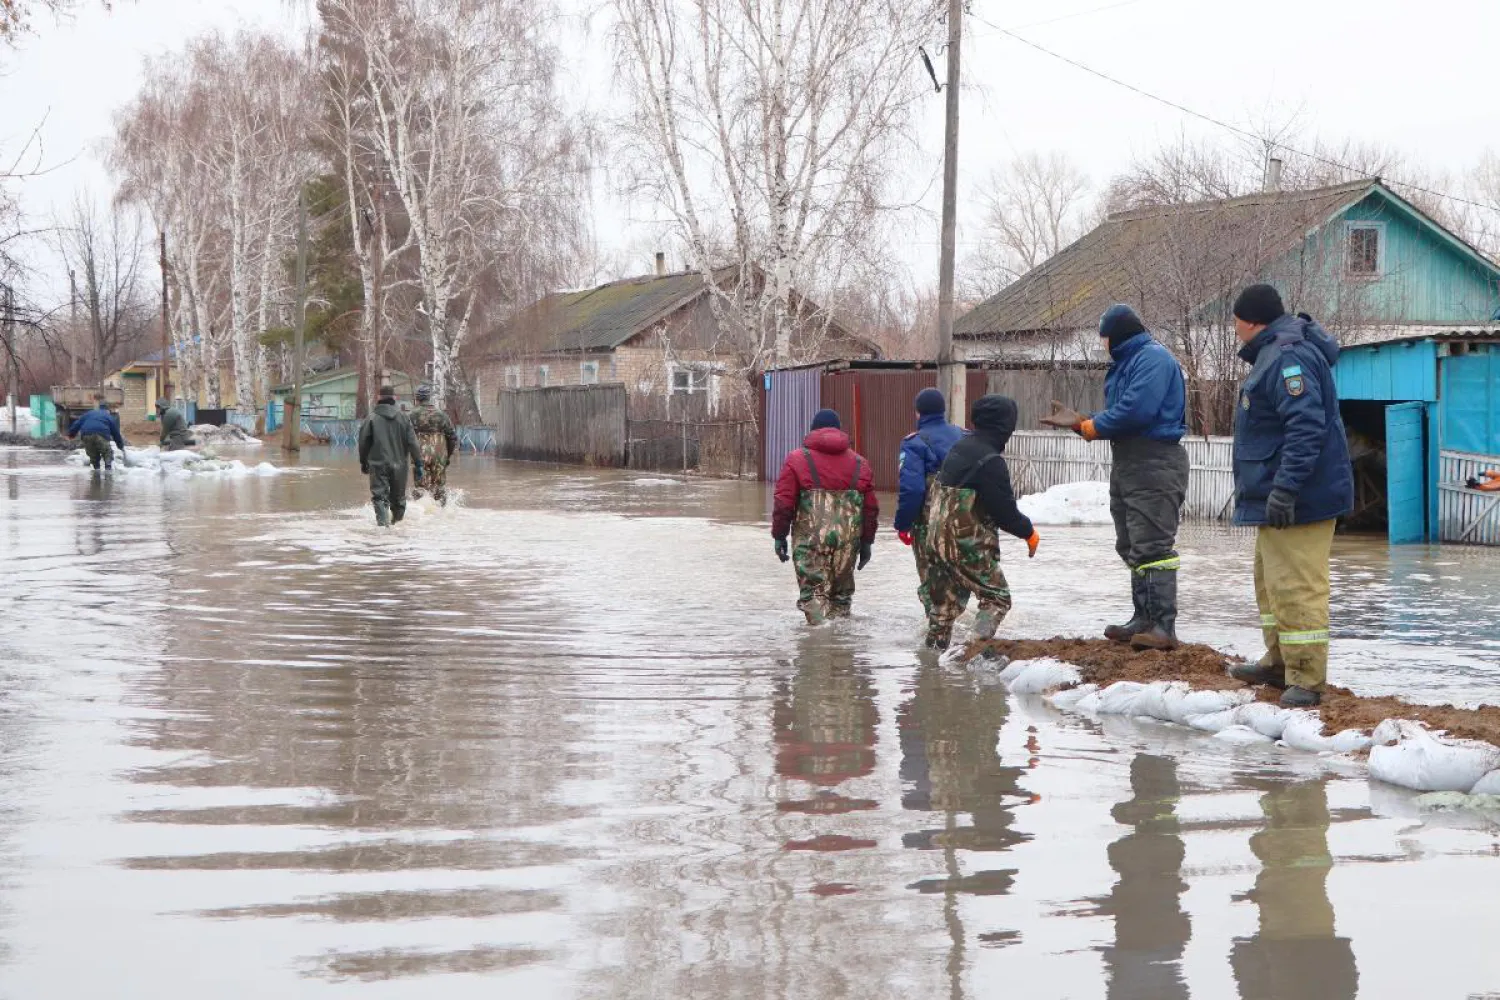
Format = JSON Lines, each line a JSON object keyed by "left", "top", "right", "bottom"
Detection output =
{"left": 1018, "top": 481, "right": 1112, "bottom": 525}
{"left": 64, "top": 443, "right": 281, "bottom": 478}
{"left": 0, "top": 403, "right": 37, "bottom": 435}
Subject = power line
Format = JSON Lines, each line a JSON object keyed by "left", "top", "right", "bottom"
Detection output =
{"left": 971, "top": 0, "right": 1149, "bottom": 35}
{"left": 970, "top": 11, "right": 1498, "bottom": 216}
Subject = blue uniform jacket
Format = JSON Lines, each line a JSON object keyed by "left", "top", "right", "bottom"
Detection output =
{"left": 894, "top": 414, "right": 964, "bottom": 531}
{"left": 1090, "top": 332, "right": 1188, "bottom": 442}
{"left": 67, "top": 406, "right": 125, "bottom": 450}
{"left": 1232, "top": 314, "right": 1353, "bottom": 526}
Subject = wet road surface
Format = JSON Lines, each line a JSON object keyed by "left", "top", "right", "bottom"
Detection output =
{"left": 2, "top": 445, "right": 1500, "bottom": 998}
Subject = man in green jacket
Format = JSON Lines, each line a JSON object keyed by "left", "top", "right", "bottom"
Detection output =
{"left": 156, "top": 398, "right": 194, "bottom": 451}
{"left": 357, "top": 385, "right": 423, "bottom": 527}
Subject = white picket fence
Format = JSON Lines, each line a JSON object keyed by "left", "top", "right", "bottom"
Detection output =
{"left": 1006, "top": 430, "right": 1237, "bottom": 521}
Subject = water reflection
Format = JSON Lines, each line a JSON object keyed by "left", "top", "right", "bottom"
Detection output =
{"left": 1231, "top": 780, "right": 1359, "bottom": 1000}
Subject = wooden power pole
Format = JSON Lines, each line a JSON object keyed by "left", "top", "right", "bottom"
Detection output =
{"left": 159, "top": 229, "right": 170, "bottom": 400}
{"left": 935, "top": 0, "right": 967, "bottom": 425}
{"left": 284, "top": 188, "right": 309, "bottom": 452}
{"left": 69, "top": 269, "right": 79, "bottom": 385}
{"left": 3, "top": 285, "right": 16, "bottom": 434}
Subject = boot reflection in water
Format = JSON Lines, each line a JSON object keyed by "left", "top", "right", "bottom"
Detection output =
{"left": 1230, "top": 780, "right": 1358, "bottom": 1000}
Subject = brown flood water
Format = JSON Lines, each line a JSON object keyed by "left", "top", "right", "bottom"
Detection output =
{"left": 2, "top": 444, "right": 1500, "bottom": 998}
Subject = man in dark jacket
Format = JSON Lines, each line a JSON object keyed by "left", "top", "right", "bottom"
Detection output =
{"left": 771, "top": 408, "right": 879, "bottom": 624}
{"left": 894, "top": 387, "right": 965, "bottom": 608}
{"left": 920, "top": 395, "right": 1040, "bottom": 650}
{"left": 1043, "top": 304, "right": 1189, "bottom": 650}
{"left": 66, "top": 396, "right": 126, "bottom": 471}
{"left": 357, "top": 385, "right": 424, "bottom": 527}
{"left": 156, "top": 398, "right": 194, "bottom": 451}
{"left": 1225, "top": 285, "right": 1353, "bottom": 708}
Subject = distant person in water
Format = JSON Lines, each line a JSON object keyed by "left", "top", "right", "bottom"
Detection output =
{"left": 409, "top": 383, "right": 458, "bottom": 506}
{"left": 66, "top": 394, "right": 126, "bottom": 471}
{"left": 357, "top": 385, "right": 423, "bottom": 527}
{"left": 156, "top": 398, "right": 194, "bottom": 451}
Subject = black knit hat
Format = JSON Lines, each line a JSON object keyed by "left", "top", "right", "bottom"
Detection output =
{"left": 1098, "top": 303, "right": 1146, "bottom": 346}
{"left": 1232, "top": 284, "right": 1286, "bottom": 326}
{"left": 914, "top": 388, "right": 946, "bottom": 416}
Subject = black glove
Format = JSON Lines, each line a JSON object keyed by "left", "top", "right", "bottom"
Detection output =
{"left": 1265, "top": 488, "right": 1297, "bottom": 528}
{"left": 413, "top": 464, "right": 424, "bottom": 481}
{"left": 857, "top": 541, "right": 872, "bottom": 570}
{"left": 360, "top": 463, "right": 369, "bottom": 475}
{"left": 773, "top": 537, "right": 789, "bottom": 563}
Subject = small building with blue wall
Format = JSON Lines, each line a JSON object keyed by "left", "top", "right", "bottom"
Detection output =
{"left": 1336, "top": 331, "right": 1500, "bottom": 544}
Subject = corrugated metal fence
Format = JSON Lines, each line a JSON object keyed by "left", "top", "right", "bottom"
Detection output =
{"left": 494, "top": 384, "right": 628, "bottom": 465}
{"left": 1007, "top": 431, "right": 1237, "bottom": 521}
{"left": 763, "top": 367, "right": 821, "bottom": 479}
{"left": 1438, "top": 450, "right": 1500, "bottom": 544}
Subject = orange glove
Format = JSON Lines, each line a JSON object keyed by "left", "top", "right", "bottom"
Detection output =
{"left": 1078, "top": 419, "right": 1098, "bottom": 442}
{"left": 897, "top": 530, "right": 913, "bottom": 546}
{"left": 1027, "top": 530, "right": 1040, "bottom": 558}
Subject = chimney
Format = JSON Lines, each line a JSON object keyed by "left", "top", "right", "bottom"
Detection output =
{"left": 1263, "top": 156, "right": 1284, "bottom": 192}
{"left": 654, "top": 251, "right": 666, "bottom": 277}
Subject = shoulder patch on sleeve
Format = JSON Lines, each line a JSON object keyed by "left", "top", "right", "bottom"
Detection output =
{"left": 1284, "top": 373, "right": 1305, "bottom": 397}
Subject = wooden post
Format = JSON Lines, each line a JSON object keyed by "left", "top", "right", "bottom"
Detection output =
{"left": 159, "top": 230, "right": 170, "bottom": 399}
{"left": 3, "top": 285, "right": 15, "bottom": 433}
{"left": 69, "top": 269, "right": 78, "bottom": 386}
{"left": 935, "top": 0, "right": 967, "bottom": 424}
{"left": 284, "top": 188, "right": 309, "bottom": 452}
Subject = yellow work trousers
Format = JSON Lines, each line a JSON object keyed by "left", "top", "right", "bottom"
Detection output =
{"left": 1253, "top": 520, "right": 1336, "bottom": 691}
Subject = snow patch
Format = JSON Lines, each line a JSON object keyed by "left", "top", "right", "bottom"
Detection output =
{"left": 0, "top": 404, "right": 36, "bottom": 435}
{"left": 191, "top": 423, "right": 262, "bottom": 445}
{"left": 1018, "top": 481, "right": 1112, "bottom": 525}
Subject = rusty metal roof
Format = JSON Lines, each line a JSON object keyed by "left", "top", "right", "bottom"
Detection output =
{"left": 956, "top": 179, "right": 1381, "bottom": 338}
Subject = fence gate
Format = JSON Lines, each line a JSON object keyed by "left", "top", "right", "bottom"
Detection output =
{"left": 1385, "top": 402, "right": 1427, "bottom": 543}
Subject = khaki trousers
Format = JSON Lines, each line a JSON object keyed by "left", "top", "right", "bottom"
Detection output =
{"left": 1253, "top": 520, "right": 1336, "bottom": 691}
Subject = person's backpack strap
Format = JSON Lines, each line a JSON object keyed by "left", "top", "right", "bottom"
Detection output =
{"left": 802, "top": 447, "right": 823, "bottom": 489}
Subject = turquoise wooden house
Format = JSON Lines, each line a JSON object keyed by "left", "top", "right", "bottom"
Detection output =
{"left": 269, "top": 368, "right": 413, "bottom": 424}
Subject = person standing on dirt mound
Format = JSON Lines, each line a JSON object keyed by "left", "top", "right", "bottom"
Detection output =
{"left": 1226, "top": 284, "right": 1353, "bottom": 709}
{"left": 920, "top": 394, "right": 1040, "bottom": 650}
{"left": 409, "top": 384, "right": 458, "bottom": 505}
{"left": 770, "top": 408, "right": 878, "bottom": 625}
{"left": 1041, "top": 304, "right": 1189, "bottom": 651}
{"left": 357, "top": 385, "right": 424, "bottom": 528}
{"left": 894, "top": 388, "right": 965, "bottom": 613}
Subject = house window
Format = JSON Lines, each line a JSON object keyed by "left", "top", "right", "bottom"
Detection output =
{"left": 669, "top": 362, "right": 717, "bottom": 396}
{"left": 504, "top": 365, "right": 522, "bottom": 389}
{"left": 1346, "top": 223, "right": 1383, "bottom": 277}
{"left": 536, "top": 365, "right": 550, "bottom": 388}
{"left": 580, "top": 360, "right": 600, "bottom": 385}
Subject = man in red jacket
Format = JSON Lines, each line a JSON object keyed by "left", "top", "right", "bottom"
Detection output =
{"left": 772, "top": 409, "right": 879, "bottom": 624}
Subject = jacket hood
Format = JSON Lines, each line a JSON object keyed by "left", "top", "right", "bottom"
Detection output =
{"left": 1296, "top": 313, "right": 1340, "bottom": 367}
{"left": 970, "top": 394, "right": 1018, "bottom": 450}
{"left": 803, "top": 426, "right": 852, "bottom": 454}
{"left": 373, "top": 402, "right": 401, "bottom": 418}
{"left": 1238, "top": 313, "right": 1340, "bottom": 368}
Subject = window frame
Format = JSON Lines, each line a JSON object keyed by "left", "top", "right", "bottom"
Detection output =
{"left": 536, "top": 365, "right": 550, "bottom": 388}
{"left": 503, "top": 365, "right": 522, "bottom": 389}
{"left": 579, "top": 360, "right": 600, "bottom": 385}
{"left": 1344, "top": 221, "right": 1385, "bottom": 279}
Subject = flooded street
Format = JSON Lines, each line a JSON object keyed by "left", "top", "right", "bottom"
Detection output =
{"left": 3, "top": 444, "right": 1500, "bottom": 998}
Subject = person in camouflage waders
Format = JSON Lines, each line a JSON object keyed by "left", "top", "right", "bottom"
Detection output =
{"left": 771, "top": 409, "right": 878, "bottom": 625}
{"left": 409, "top": 384, "right": 458, "bottom": 505}
{"left": 919, "top": 395, "right": 1040, "bottom": 650}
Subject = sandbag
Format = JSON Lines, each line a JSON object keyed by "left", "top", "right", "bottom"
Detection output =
{"left": 1047, "top": 683, "right": 1097, "bottom": 710}
{"left": 1163, "top": 688, "right": 1252, "bottom": 727}
{"left": 1005, "top": 659, "right": 1083, "bottom": 695}
{"left": 1074, "top": 689, "right": 1101, "bottom": 714}
{"left": 1368, "top": 720, "right": 1500, "bottom": 793}
{"left": 1133, "top": 681, "right": 1186, "bottom": 722}
{"left": 996, "top": 659, "right": 1030, "bottom": 686}
{"left": 1235, "top": 702, "right": 1291, "bottom": 740}
{"left": 1213, "top": 724, "right": 1275, "bottom": 746}
{"left": 1469, "top": 769, "right": 1500, "bottom": 796}
{"left": 1280, "top": 711, "right": 1372, "bottom": 754}
{"left": 1096, "top": 681, "right": 1150, "bottom": 716}
{"left": 1187, "top": 708, "right": 1241, "bottom": 733}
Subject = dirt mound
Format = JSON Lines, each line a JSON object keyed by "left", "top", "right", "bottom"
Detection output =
{"left": 969, "top": 636, "right": 1500, "bottom": 746}
{"left": 0, "top": 432, "right": 76, "bottom": 450}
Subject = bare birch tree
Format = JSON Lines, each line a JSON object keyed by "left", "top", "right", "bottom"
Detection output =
{"left": 56, "top": 196, "right": 150, "bottom": 379}
{"left": 611, "top": 0, "right": 942, "bottom": 376}
{"left": 963, "top": 151, "right": 1091, "bottom": 300}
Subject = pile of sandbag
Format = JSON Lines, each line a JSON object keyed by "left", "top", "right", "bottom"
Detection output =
{"left": 190, "top": 423, "right": 262, "bottom": 445}
{"left": 980, "top": 655, "right": 1500, "bottom": 797}
{"left": 65, "top": 443, "right": 280, "bottom": 479}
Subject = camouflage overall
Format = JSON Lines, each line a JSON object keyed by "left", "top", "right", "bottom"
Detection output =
{"left": 82, "top": 434, "right": 111, "bottom": 469}
{"left": 791, "top": 449, "right": 866, "bottom": 625}
{"left": 409, "top": 405, "right": 454, "bottom": 504}
{"left": 918, "top": 468, "right": 1012, "bottom": 648}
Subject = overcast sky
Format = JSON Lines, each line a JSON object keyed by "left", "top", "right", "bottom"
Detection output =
{"left": 4, "top": 0, "right": 1497, "bottom": 302}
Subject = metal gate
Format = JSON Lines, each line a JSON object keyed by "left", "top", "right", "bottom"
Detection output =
{"left": 763, "top": 367, "right": 820, "bottom": 479}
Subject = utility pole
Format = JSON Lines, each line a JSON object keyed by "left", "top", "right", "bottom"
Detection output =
{"left": 3, "top": 284, "right": 16, "bottom": 434}
{"left": 284, "top": 188, "right": 309, "bottom": 452}
{"left": 69, "top": 269, "right": 79, "bottom": 385}
{"left": 159, "top": 229, "right": 170, "bottom": 400}
{"left": 935, "top": 0, "right": 967, "bottom": 425}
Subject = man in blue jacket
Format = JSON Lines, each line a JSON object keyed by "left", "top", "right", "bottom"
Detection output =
{"left": 65, "top": 396, "right": 127, "bottom": 471}
{"left": 1042, "top": 304, "right": 1188, "bottom": 650}
{"left": 895, "top": 388, "right": 965, "bottom": 618}
{"left": 1225, "top": 284, "right": 1353, "bottom": 708}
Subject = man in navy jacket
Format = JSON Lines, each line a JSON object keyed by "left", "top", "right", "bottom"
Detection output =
{"left": 1225, "top": 285, "right": 1353, "bottom": 708}
{"left": 1043, "top": 304, "right": 1189, "bottom": 649}
{"left": 66, "top": 396, "right": 126, "bottom": 471}
{"left": 894, "top": 387, "right": 965, "bottom": 617}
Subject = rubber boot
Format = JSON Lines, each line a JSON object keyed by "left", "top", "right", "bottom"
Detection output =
{"left": 972, "top": 607, "right": 999, "bottom": 641}
{"left": 924, "top": 623, "right": 952, "bottom": 651}
{"left": 1280, "top": 685, "right": 1321, "bottom": 708}
{"left": 1230, "top": 659, "right": 1287, "bottom": 689}
{"left": 800, "top": 601, "right": 826, "bottom": 627}
{"left": 1130, "top": 568, "right": 1179, "bottom": 651}
{"left": 1104, "top": 575, "right": 1151, "bottom": 644}
{"left": 374, "top": 502, "right": 391, "bottom": 527}
{"left": 391, "top": 503, "right": 405, "bottom": 524}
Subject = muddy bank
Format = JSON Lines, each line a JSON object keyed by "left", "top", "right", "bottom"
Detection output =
{"left": 0, "top": 432, "right": 75, "bottom": 450}
{"left": 970, "top": 636, "right": 1500, "bottom": 746}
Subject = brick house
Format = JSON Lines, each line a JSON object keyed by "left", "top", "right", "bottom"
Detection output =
{"left": 470, "top": 262, "right": 876, "bottom": 420}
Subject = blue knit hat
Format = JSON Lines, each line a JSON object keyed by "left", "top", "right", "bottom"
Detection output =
{"left": 1099, "top": 303, "right": 1146, "bottom": 345}
{"left": 810, "top": 408, "right": 841, "bottom": 430}
{"left": 914, "top": 388, "right": 946, "bottom": 416}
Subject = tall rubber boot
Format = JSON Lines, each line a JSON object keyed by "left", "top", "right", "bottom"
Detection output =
{"left": 391, "top": 503, "right": 405, "bottom": 524}
{"left": 1104, "top": 575, "right": 1151, "bottom": 644}
{"left": 374, "top": 501, "right": 391, "bottom": 527}
{"left": 1130, "top": 568, "right": 1179, "bottom": 651}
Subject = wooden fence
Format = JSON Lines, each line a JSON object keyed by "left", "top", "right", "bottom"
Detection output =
{"left": 985, "top": 368, "right": 1106, "bottom": 429}
{"left": 1007, "top": 430, "right": 1237, "bottom": 521}
{"left": 493, "top": 384, "right": 628, "bottom": 466}
{"left": 1438, "top": 450, "right": 1500, "bottom": 545}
